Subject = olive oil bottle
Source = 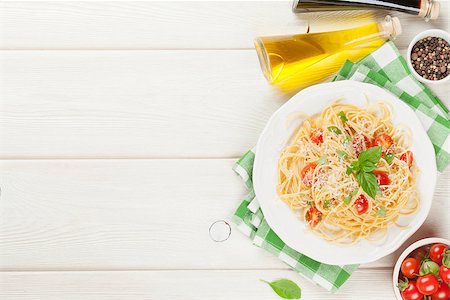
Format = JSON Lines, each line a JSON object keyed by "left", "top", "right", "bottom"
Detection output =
{"left": 254, "top": 16, "right": 401, "bottom": 92}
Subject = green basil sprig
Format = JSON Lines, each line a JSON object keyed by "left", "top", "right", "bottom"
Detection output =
{"left": 346, "top": 146, "right": 382, "bottom": 199}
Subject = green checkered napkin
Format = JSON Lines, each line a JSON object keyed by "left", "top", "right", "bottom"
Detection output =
{"left": 334, "top": 41, "right": 450, "bottom": 172}
{"left": 232, "top": 149, "right": 358, "bottom": 293}
{"left": 232, "top": 41, "right": 449, "bottom": 292}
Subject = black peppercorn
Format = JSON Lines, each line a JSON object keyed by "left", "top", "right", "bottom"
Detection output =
{"left": 410, "top": 36, "right": 450, "bottom": 81}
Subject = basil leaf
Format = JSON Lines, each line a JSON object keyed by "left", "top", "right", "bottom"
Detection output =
{"left": 337, "top": 150, "right": 348, "bottom": 160}
{"left": 347, "top": 161, "right": 361, "bottom": 175}
{"left": 261, "top": 279, "right": 302, "bottom": 299}
{"left": 338, "top": 111, "right": 348, "bottom": 123}
{"left": 358, "top": 146, "right": 382, "bottom": 164}
{"left": 343, "top": 190, "right": 357, "bottom": 204}
{"left": 377, "top": 206, "right": 387, "bottom": 217}
{"left": 384, "top": 153, "right": 395, "bottom": 164}
{"left": 317, "top": 156, "right": 328, "bottom": 165}
{"left": 327, "top": 126, "right": 342, "bottom": 135}
{"left": 361, "top": 160, "right": 376, "bottom": 173}
{"left": 346, "top": 166, "right": 353, "bottom": 175}
{"left": 356, "top": 171, "right": 379, "bottom": 199}
{"left": 352, "top": 161, "right": 360, "bottom": 170}
{"left": 323, "top": 200, "right": 332, "bottom": 208}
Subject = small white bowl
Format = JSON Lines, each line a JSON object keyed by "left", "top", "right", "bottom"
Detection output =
{"left": 392, "top": 237, "right": 450, "bottom": 300}
{"left": 407, "top": 29, "right": 450, "bottom": 85}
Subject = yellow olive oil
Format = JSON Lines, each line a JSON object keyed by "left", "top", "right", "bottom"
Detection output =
{"left": 255, "top": 16, "right": 401, "bottom": 92}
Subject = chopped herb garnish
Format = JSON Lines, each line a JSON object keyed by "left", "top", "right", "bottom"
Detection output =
{"left": 384, "top": 153, "right": 395, "bottom": 164}
{"left": 317, "top": 156, "right": 328, "bottom": 165}
{"left": 343, "top": 190, "right": 358, "bottom": 204}
{"left": 327, "top": 126, "right": 342, "bottom": 135}
{"left": 323, "top": 200, "right": 332, "bottom": 208}
{"left": 343, "top": 135, "right": 352, "bottom": 147}
{"left": 377, "top": 206, "right": 387, "bottom": 217}
{"left": 338, "top": 111, "right": 348, "bottom": 123}
{"left": 337, "top": 150, "right": 348, "bottom": 160}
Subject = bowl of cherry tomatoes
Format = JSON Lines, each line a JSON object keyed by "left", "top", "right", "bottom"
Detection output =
{"left": 394, "top": 238, "right": 450, "bottom": 300}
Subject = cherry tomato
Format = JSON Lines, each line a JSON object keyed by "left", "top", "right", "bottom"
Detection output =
{"left": 352, "top": 134, "right": 372, "bottom": 156}
{"left": 305, "top": 206, "right": 322, "bottom": 226}
{"left": 373, "top": 170, "right": 390, "bottom": 186}
{"left": 431, "top": 283, "right": 450, "bottom": 300}
{"left": 417, "top": 274, "right": 440, "bottom": 295}
{"left": 400, "top": 280, "right": 423, "bottom": 300}
{"left": 401, "top": 258, "right": 420, "bottom": 279}
{"left": 374, "top": 133, "right": 394, "bottom": 154}
{"left": 439, "top": 265, "right": 450, "bottom": 284}
{"left": 300, "top": 163, "right": 318, "bottom": 188}
{"left": 354, "top": 194, "right": 369, "bottom": 215}
{"left": 430, "top": 244, "right": 449, "bottom": 265}
{"left": 310, "top": 128, "right": 323, "bottom": 145}
{"left": 400, "top": 151, "right": 414, "bottom": 168}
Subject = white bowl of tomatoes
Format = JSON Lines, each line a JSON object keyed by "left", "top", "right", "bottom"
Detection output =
{"left": 394, "top": 238, "right": 450, "bottom": 300}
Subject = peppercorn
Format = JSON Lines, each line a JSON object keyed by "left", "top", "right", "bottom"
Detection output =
{"left": 410, "top": 36, "right": 450, "bottom": 81}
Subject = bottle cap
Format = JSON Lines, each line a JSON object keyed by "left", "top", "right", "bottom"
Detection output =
{"left": 381, "top": 16, "right": 402, "bottom": 39}
{"left": 419, "top": 0, "right": 440, "bottom": 20}
{"left": 391, "top": 17, "right": 402, "bottom": 37}
{"left": 429, "top": 1, "right": 440, "bottom": 20}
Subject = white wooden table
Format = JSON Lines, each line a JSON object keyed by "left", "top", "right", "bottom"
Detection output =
{"left": 0, "top": 2, "right": 449, "bottom": 299}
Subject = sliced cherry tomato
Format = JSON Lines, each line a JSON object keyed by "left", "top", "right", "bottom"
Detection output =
{"left": 417, "top": 274, "right": 440, "bottom": 295}
{"left": 401, "top": 258, "right": 421, "bottom": 279}
{"left": 373, "top": 133, "right": 394, "bottom": 154}
{"left": 439, "top": 265, "right": 450, "bottom": 284}
{"left": 352, "top": 134, "right": 372, "bottom": 156}
{"left": 401, "top": 151, "right": 414, "bottom": 168}
{"left": 305, "top": 206, "right": 322, "bottom": 226}
{"left": 310, "top": 128, "right": 323, "bottom": 145}
{"left": 354, "top": 194, "right": 369, "bottom": 215}
{"left": 431, "top": 283, "right": 450, "bottom": 300}
{"left": 399, "top": 280, "right": 424, "bottom": 300}
{"left": 430, "top": 244, "right": 449, "bottom": 265}
{"left": 373, "top": 170, "right": 390, "bottom": 186}
{"left": 300, "top": 162, "right": 318, "bottom": 188}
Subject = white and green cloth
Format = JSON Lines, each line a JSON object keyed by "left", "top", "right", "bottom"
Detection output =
{"left": 335, "top": 41, "right": 450, "bottom": 172}
{"left": 232, "top": 41, "right": 449, "bottom": 292}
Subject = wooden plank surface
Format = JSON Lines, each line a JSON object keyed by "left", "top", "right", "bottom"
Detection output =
{"left": 0, "top": 159, "right": 448, "bottom": 271}
{"left": 0, "top": 2, "right": 447, "bottom": 50}
{"left": 0, "top": 269, "right": 396, "bottom": 300}
{"left": 0, "top": 50, "right": 448, "bottom": 159}
{"left": 0, "top": 2, "right": 449, "bottom": 299}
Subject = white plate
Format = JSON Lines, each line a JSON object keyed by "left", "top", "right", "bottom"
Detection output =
{"left": 253, "top": 81, "right": 437, "bottom": 265}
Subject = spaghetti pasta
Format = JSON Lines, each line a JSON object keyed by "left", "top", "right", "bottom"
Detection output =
{"left": 277, "top": 101, "right": 419, "bottom": 244}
